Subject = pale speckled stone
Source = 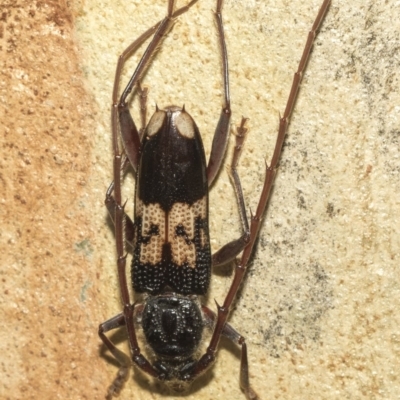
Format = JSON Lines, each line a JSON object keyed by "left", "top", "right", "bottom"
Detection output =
{"left": 1, "top": 1, "right": 399, "bottom": 399}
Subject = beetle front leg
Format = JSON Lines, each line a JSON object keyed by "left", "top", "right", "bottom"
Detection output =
{"left": 202, "top": 306, "right": 259, "bottom": 400}
{"left": 99, "top": 313, "right": 131, "bottom": 399}
{"left": 99, "top": 303, "right": 161, "bottom": 399}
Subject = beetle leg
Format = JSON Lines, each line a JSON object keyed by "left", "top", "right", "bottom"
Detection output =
{"left": 105, "top": 0, "right": 200, "bottom": 244}
{"left": 113, "top": 0, "right": 200, "bottom": 173}
{"left": 99, "top": 304, "right": 159, "bottom": 399}
{"left": 117, "top": 0, "right": 200, "bottom": 172}
{"left": 212, "top": 118, "right": 250, "bottom": 267}
{"left": 207, "top": 0, "right": 232, "bottom": 187}
{"left": 104, "top": 177, "right": 136, "bottom": 245}
{"left": 137, "top": 82, "right": 148, "bottom": 140}
{"left": 194, "top": 0, "right": 331, "bottom": 392}
{"left": 101, "top": 1, "right": 201, "bottom": 396}
{"left": 99, "top": 313, "right": 131, "bottom": 399}
{"left": 202, "top": 306, "right": 259, "bottom": 400}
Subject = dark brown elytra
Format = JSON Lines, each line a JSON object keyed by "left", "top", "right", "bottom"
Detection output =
{"left": 98, "top": 0, "right": 331, "bottom": 399}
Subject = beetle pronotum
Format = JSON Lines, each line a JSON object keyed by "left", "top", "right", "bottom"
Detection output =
{"left": 98, "top": 0, "right": 331, "bottom": 398}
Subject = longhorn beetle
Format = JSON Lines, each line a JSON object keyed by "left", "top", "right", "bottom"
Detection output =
{"left": 99, "top": 0, "right": 331, "bottom": 398}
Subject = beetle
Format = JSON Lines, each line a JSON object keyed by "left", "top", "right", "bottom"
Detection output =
{"left": 98, "top": 0, "right": 331, "bottom": 399}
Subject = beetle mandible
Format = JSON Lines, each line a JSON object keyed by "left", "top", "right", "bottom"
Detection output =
{"left": 98, "top": 0, "right": 331, "bottom": 398}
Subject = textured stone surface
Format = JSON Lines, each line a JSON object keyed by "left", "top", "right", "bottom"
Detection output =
{"left": 1, "top": 0, "right": 399, "bottom": 399}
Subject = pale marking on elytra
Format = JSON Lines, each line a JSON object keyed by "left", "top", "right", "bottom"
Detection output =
{"left": 146, "top": 110, "right": 166, "bottom": 137}
{"left": 139, "top": 202, "right": 165, "bottom": 265}
{"left": 146, "top": 109, "right": 196, "bottom": 139}
{"left": 174, "top": 111, "right": 196, "bottom": 139}
{"left": 137, "top": 198, "right": 207, "bottom": 267}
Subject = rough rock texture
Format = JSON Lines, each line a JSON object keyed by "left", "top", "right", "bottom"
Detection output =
{"left": 1, "top": 0, "right": 399, "bottom": 399}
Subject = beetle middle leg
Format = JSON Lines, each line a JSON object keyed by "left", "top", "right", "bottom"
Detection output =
{"left": 104, "top": 81, "right": 148, "bottom": 245}
{"left": 212, "top": 118, "right": 251, "bottom": 267}
{"left": 209, "top": 2, "right": 255, "bottom": 270}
